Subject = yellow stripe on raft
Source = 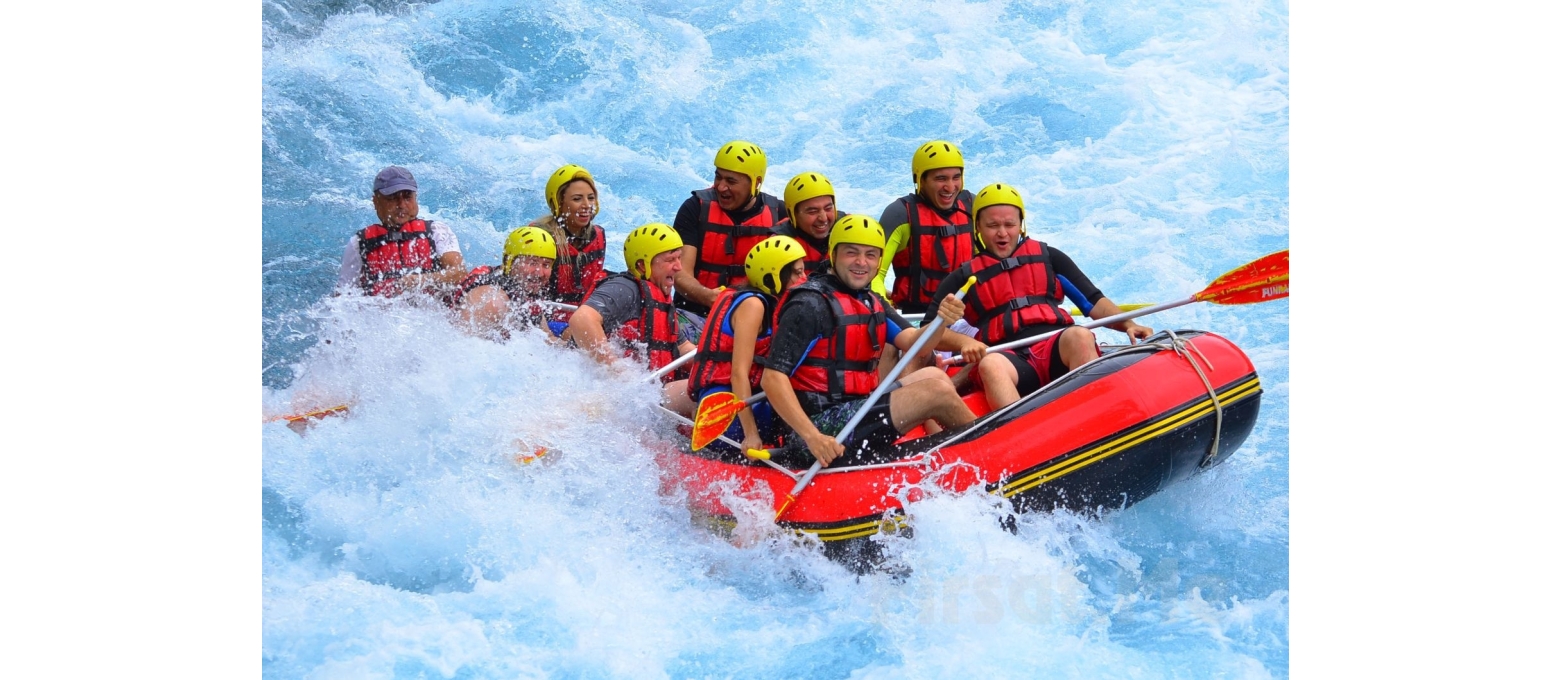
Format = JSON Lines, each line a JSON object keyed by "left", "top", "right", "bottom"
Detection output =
{"left": 994, "top": 378, "right": 1260, "bottom": 499}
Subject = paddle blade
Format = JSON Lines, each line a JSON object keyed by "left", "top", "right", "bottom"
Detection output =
{"left": 691, "top": 391, "right": 745, "bottom": 450}
{"left": 1195, "top": 249, "right": 1289, "bottom": 305}
{"left": 266, "top": 403, "right": 351, "bottom": 424}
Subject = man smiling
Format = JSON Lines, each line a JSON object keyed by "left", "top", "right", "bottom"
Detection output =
{"left": 670, "top": 141, "right": 788, "bottom": 318}
{"left": 771, "top": 171, "right": 850, "bottom": 281}
{"left": 761, "top": 215, "right": 977, "bottom": 468}
{"left": 920, "top": 183, "right": 1152, "bottom": 412}
{"left": 876, "top": 141, "right": 978, "bottom": 314}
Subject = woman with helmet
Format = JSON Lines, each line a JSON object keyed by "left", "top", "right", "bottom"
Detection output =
{"left": 669, "top": 140, "right": 789, "bottom": 320}
{"left": 448, "top": 226, "right": 562, "bottom": 338}
{"left": 876, "top": 140, "right": 979, "bottom": 314}
{"left": 530, "top": 164, "right": 610, "bottom": 320}
{"left": 761, "top": 215, "right": 978, "bottom": 469}
{"left": 686, "top": 235, "right": 811, "bottom": 454}
{"left": 919, "top": 183, "right": 1152, "bottom": 411}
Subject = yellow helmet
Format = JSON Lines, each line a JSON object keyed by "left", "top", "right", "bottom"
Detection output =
{"left": 827, "top": 214, "right": 887, "bottom": 262}
{"left": 972, "top": 182, "right": 1026, "bottom": 226}
{"left": 910, "top": 140, "right": 965, "bottom": 194}
{"left": 972, "top": 182, "right": 1027, "bottom": 249}
{"left": 745, "top": 235, "right": 806, "bottom": 295}
{"left": 623, "top": 222, "right": 684, "bottom": 279}
{"left": 544, "top": 164, "right": 597, "bottom": 217}
{"left": 714, "top": 140, "right": 768, "bottom": 194}
{"left": 503, "top": 226, "right": 558, "bottom": 274}
{"left": 783, "top": 171, "right": 835, "bottom": 213}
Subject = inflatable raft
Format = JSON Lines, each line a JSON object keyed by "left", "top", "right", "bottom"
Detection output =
{"left": 664, "top": 329, "right": 1261, "bottom": 570}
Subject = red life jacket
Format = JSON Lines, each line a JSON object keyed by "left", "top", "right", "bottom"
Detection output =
{"left": 551, "top": 226, "right": 608, "bottom": 304}
{"left": 693, "top": 188, "right": 779, "bottom": 289}
{"left": 775, "top": 274, "right": 887, "bottom": 402}
{"left": 772, "top": 210, "right": 845, "bottom": 277}
{"left": 603, "top": 272, "right": 680, "bottom": 374}
{"left": 961, "top": 238, "right": 1074, "bottom": 345}
{"left": 449, "top": 265, "right": 497, "bottom": 307}
{"left": 687, "top": 289, "right": 775, "bottom": 400}
{"left": 450, "top": 266, "right": 553, "bottom": 328}
{"left": 357, "top": 219, "right": 439, "bottom": 296}
{"left": 888, "top": 195, "right": 975, "bottom": 310}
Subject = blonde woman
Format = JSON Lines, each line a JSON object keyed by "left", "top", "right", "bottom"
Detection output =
{"left": 533, "top": 164, "right": 609, "bottom": 319}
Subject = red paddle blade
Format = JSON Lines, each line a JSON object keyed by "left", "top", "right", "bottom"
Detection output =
{"left": 266, "top": 403, "right": 351, "bottom": 424}
{"left": 691, "top": 391, "right": 744, "bottom": 450}
{"left": 1195, "top": 250, "right": 1289, "bottom": 305}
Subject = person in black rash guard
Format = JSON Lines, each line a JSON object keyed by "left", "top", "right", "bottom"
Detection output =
{"left": 670, "top": 141, "right": 788, "bottom": 322}
{"left": 874, "top": 141, "right": 978, "bottom": 314}
{"left": 761, "top": 215, "right": 979, "bottom": 469}
{"left": 921, "top": 183, "right": 1153, "bottom": 412}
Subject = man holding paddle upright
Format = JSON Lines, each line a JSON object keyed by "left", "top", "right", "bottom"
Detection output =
{"left": 922, "top": 183, "right": 1152, "bottom": 412}
{"left": 761, "top": 215, "right": 979, "bottom": 468}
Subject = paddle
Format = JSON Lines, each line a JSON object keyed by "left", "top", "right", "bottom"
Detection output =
{"left": 773, "top": 276, "right": 978, "bottom": 520}
{"left": 264, "top": 404, "right": 351, "bottom": 425}
{"left": 942, "top": 249, "right": 1289, "bottom": 365}
{"left": 648, "top": 349, "right": 696, "bottom": 382}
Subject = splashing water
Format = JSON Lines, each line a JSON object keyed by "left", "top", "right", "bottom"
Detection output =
{"left": 263, "top": 0, "right": 1288, "bottom": 676}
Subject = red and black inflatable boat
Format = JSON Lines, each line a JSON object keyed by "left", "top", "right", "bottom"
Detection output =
{"left": 663, "top": 329, "right": 1262, "bottom": 569}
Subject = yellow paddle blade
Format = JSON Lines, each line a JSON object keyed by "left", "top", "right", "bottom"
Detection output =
{"left": 691, "top": 391, "right": 745, "bottom": 451}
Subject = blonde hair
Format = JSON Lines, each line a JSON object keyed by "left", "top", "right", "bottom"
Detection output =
{"left": 535, "top": 177, "right": 599, "bottom": 268}
{"left": 531, "top": 213, "right": 599, "bottom": 268}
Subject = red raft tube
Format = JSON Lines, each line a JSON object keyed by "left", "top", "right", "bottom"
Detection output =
{"left": 662, "top": 330, "right": 1263, "bottom": 570}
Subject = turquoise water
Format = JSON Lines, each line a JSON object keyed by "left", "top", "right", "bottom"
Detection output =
{"left": 262, "top": 0, "right": 1289, "bottom": 676}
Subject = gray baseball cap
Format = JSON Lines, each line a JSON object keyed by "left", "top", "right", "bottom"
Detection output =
{"left": 373, "top": 166, "right": 418, "bottom": 195}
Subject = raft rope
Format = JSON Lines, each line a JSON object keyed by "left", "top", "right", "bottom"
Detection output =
{"left": 1156, "top": 330, "right": 1224, "bottom": 468}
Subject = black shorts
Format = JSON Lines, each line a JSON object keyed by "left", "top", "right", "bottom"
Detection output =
{"left": 783, "top": 393, "right": 902, "bottom": 465}
{"left": 986, "top": 327, "right": 1090, "bottom": 394}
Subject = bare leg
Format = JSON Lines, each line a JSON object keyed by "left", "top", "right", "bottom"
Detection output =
{"left": 1059, "top": 326, "right": 1100, "bottom": 371}
{"left": 978, "top": 352, "right": 1023, "bottom": 411}
{"left": 887, "top": 367, "right": 975, "bottom": 432}
{"left": 660, "top": 379, "right": 695, "bottom": 418}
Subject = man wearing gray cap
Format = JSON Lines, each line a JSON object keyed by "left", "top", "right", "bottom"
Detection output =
{"left": 336, "top": 166, "right": 467, "bottom": 296}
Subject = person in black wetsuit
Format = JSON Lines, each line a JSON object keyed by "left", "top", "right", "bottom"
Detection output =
{"left": 875, "top": 141, "right": 977, "bottom": 314}
{"left": 761, "top": 215, "right": 979, "bottom": 468}
{"left": 920, "top": 183, "right": 1153, "bottom": 411}
{"left": 669, "top": 141, "right": 788, "bottom": 324}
